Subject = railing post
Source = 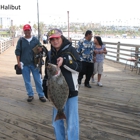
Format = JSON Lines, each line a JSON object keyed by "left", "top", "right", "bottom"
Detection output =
{"left": 117, "top": 42, "right": 120, "bottom": 62}
{"left": 4, "top": 42, "right": 6, "bottom": 51}
{"left": 1, "top": 42, "right": 3, "bottom": 53}
{"left": 74, "top": 40, "right": 76, "bottom": 48}
{"left": 135, "top": 47, "right": 138, "bottom": 53}
{"left": 13, "top": 38, "right": 14, "bottom": 46}
{"left": 0, "top": 42, "right": 1, "bottom": 54}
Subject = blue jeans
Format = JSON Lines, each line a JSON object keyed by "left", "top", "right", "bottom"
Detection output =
{"left": 52, "top": 96, "right": 79, "bottom": 140}
{"left": 22, "top": 64, "right": 45, "bottom": 97}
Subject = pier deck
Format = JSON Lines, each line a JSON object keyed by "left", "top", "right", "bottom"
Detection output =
{"left": 0, "top": 44, "right": 140, "bottom": 140}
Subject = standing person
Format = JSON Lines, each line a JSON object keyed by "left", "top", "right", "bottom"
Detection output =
{"left": 46, "top": 34, "right": 48, "bottom": 44}
{"left": 91, "top": 36, "right": 107, "bottom": 86}
{"left": 76, "top": 30, "right": 94, "bottom": 88}
{"left": 42, "top": 34, "right": 47, "bottom": 44}
{"left": 44, "top": 28, "right": 82, "bottom": 140}
{"left": 15, "top": 24, "right": 46, "bottom": 102}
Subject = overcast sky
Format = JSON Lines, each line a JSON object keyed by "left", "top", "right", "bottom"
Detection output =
{"left": 0, "top": 0, "right": 139, "bottom": 26}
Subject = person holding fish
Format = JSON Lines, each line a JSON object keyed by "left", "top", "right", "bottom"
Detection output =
{"left": 44, "top": 28, "right": 82, "bottom": 140}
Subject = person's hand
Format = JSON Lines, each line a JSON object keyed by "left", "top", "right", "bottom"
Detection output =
{"left": 57, "top": 57, "right": 63, "bottom": 68}
{"left": 99, "top": 50, "right": 103, "bottom": 54}
{"left": 18, "top": 62, "right": 21, "bottom": 69}
{"left": 94, "top": 50, "right": 98, "bottom": 54}
{"left": 93, "top": 57, "right": 96, "bottom": 62}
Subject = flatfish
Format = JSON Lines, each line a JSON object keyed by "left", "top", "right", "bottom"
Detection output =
{"left": 32, "top": 44, "right": 48, "bottom": 69}
{"left": 47, "top": 63, "right": 69, "bottom": 121}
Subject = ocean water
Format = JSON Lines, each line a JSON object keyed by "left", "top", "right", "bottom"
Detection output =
{"left": 102, "top": 37, "right": 140, "bottom": 45}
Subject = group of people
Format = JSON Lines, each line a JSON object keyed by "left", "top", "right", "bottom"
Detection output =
{"left": 77, "top": 30, "right": 107, "bottom": 88}
{"left": 15, "top": 24, "right": 107, "bottom": 140}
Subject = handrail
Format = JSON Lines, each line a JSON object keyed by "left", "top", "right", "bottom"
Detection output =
{"left": 1, "top": 38, "right": 140, "bottom": 65}
{"left": 0, "top": 38, "right": 18, "bottom": 54}
{"left": 71, "top": 39, "right": 140, "bottom": 64}
{"left": 0, "top": 39, "right": 13, "bottom": 54}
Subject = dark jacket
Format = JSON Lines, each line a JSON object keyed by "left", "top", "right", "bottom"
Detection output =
{"left": 15, "top": 37, "right": 39, "bottom": 66}
{"left": 44, "top": 36, "right": 82, "bottom": 98}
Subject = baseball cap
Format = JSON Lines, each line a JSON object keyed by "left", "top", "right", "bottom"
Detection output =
{"left": 23, "top": 24, "right": 31, "bottom": 31}
{"left": 48, "top": 28, "right": 62, "bottom": 39}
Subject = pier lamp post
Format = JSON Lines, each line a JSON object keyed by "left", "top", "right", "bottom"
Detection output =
{"left": 37, "top": 0, "right": 40, "bottom": 41}
{"left": 67, "top": 11, "right": 69, "bottom": 39}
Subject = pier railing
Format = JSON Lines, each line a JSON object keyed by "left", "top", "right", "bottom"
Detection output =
{"left": 1, "top": 38, "right": 140, "bottom": 65}
{"left": 0, "top": 38, "right": 19, "bottom": 54}
{"left": 0, "top": 39, "right": 13, "bottom": 54}
{"left": 72, "top": 39, "right": 140, "bottom": 64}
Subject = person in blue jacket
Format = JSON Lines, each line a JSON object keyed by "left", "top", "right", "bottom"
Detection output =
{"left": 15, "top": 24, "right": 46, "bottom": 102}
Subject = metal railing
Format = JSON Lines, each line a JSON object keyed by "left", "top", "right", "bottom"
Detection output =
{"left": 72, "top": 39, "right": 140, "bottom": 64}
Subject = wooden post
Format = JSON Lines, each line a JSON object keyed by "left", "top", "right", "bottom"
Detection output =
{"left": 74, "top": 40, "right": 77, "bottom": 48}
{"left": 117, "top": 42, "right": 120, "bottom": 62}
{"left": 135, "top": 47, "right": 138, "bottom": 53}
{"left": 13, "top": 38, "right": 14, "bottom": 47}
{"left": 0, "top": 42, "right": 1, "bottom": 54}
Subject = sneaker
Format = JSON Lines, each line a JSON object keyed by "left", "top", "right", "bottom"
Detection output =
{"left": 91, "top": 78, "right": 95, "bottom": 83}
{"left": 39, "top": 97, "right": 46, "bottom": 102}
{"left": 27, "top": 96, "right": 34, "bottom": 102}
{"left": 97, "top": 82, "right": 103, "bottom": 87}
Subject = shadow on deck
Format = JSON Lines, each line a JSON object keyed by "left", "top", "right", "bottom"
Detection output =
{"left": 0, "top": 44, "right": 140, "bottom": 140}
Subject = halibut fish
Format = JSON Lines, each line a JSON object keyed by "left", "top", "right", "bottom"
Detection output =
{"left": 32, "top": 44, "right": 48, "bottom": 69}
{"left": 47, "top": 63, "right": 69, "bottom": 121}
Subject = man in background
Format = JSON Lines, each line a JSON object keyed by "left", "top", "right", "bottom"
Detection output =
{"left": 76, "top": 30, "right": 94, "bottom": 88}
{"left": 15, "top": 24, "right": 46, "bottom": 102}
{"left": 42, "top": 34, "right": 47, "bottom": 44}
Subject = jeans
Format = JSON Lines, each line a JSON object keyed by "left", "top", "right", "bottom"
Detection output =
{"left": 52, "top": 96, "right": 79, "bottom": 140}
{"left": 22, "top": 64, "right": 45, "bottom": 97}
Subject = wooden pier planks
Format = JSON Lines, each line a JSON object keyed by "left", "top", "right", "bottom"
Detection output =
{"left": 0, "top": 44, "right": 140, "bottom": 140}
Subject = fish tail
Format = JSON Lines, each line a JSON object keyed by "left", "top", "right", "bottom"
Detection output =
{"left": 55, "top": 111, "right": 66, "bottom": 121}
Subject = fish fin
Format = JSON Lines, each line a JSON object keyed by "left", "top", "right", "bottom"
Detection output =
{"left": 55, "top": 112, "right": 66, "bottom": 121}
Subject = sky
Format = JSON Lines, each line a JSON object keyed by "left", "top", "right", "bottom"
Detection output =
{"left": 0, "top": 0, "right": 140, "bottom": 26}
